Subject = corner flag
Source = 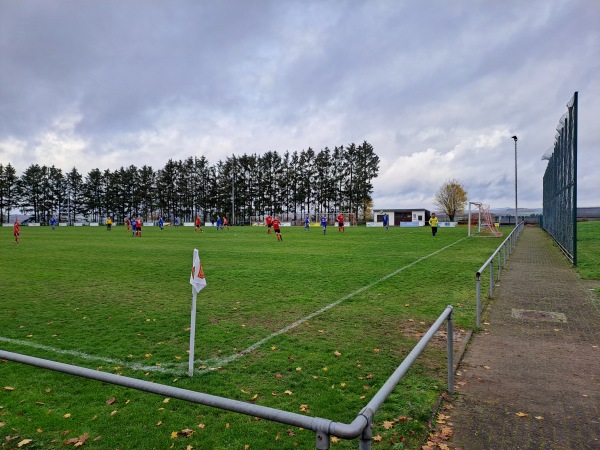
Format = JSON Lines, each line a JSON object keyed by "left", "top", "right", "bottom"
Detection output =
{"left": 190, "top": 248, "right": 207, "bottom": 294}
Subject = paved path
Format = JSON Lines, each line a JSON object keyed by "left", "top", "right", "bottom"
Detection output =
{"left": 448, "top": 226, "right": 600, "bottom": 450}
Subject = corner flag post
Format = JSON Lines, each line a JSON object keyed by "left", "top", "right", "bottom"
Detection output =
{"left": 189, "top": 248, "right": 207, "bottom": 376}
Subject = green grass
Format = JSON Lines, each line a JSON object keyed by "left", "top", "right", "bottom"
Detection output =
{"left": 0, "top": 224, "right": 544, "bottom": 449}
{"left": 577, "top": 221, "right": 600, "bottom": 282}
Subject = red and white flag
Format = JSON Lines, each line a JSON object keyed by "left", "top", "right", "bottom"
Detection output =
{"left": 190, "top": 248, "right": 207, "bottom": 294}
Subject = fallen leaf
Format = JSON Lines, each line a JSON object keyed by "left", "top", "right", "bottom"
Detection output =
{"left": 198, "top": 423, "right": 205, "bottom": 429}
{"left": 440, "top": 426, "right": 453, "bottom": 437}
{"left": 170, "top": 431, "right": 178, "bottom": 439}
{"left": 284, "top": 390, "right": 293, "bottom": 395}
{"left": 156, "top": 421, "right": 163, "bottom": 426}
{"left": 163, "top": 398, "right": 170, "bottom": 403}
{"left": 64, "top": 413, "right": 72, "bottom": 418}
{"left": 4, "top": 386, "right": 15, "bottom": 391}
{"left": 383, "top": 420, "right": 394, "bottom": 430}
{"left": 515, "top": 412, "right": 528, "bottom": 417}
{"left": 372, "top": 434, "right": 382, "bottom": 442}
{"left": 244, "top": 445, "right": 250, "bottom": 450}
{"left": 296, "top": 367, "right": 302, "bottom": 371}
{"left": 110, "top": 410, "right": 118, "bottom": 416}
{"left": 534, "top": 416, "right": 543, "bottom": 420}
{"left": 251, "top": 394, "right": 259, "bottom": 400}
{"left": 17, "top": 439, "right": 33, "bottom": 447}
{"left": 106, "top": 397, "right": 116, "bottom": 405}
{"left": 274, "top": 373, "right": 283, "bottom": 378}
{"left": 271, "top": 346, "right": 277, "bottom": 351}
{"left": 331, "top": 436, "right": 339, "bottom": 443}
{"left": 180, "top": 429, "right": 193, "bottom": 437}
{"left": 286, "top": 429, "right": 295, "bottom": 437}
{"left": 334, "top": 350, "right": 342, "bottom": 357}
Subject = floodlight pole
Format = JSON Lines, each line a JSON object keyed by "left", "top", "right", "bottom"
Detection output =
{"left": 512, "top": 136, "right": 518, "bottom": 226}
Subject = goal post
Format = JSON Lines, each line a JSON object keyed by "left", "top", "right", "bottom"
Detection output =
{"left": 468, "top": 202, "right": 503, "bottom": 237}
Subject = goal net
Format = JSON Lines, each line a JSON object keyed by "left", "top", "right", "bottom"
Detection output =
{"left": 468, "top": 202, "right": 503, "bottom": 237}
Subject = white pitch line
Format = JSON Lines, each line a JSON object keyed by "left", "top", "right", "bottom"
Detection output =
{"left": 1, "top": 237, "right": 465, "bottom": 376}
{"left": 195, "top": 237, "right": 467, "bottom": 373}
{"left": 0, "top": 336, "right": 173, "bottom": 374}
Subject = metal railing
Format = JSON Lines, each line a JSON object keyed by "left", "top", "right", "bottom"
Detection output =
{"left": 475, "top": 222, "right": 524, "bottom": 326}
{"left": 0, "top": 306, "right": 455, "bottom": 450}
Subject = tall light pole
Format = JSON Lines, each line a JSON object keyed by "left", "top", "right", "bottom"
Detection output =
{"left": 511, "top": 135, "right": 518, "bottom": 225}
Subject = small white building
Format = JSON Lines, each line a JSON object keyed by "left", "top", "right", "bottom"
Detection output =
{"left": 370, "top": 209, "right": 432, "bottom": 227}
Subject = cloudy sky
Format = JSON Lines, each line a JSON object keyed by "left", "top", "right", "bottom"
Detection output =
{"left": 1, "top": 0, "right": 598, "bottom": 211}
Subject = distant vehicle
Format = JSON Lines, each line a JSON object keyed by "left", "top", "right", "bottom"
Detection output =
{"left": 18, "top": 216, "right": 34, "bottom": 225}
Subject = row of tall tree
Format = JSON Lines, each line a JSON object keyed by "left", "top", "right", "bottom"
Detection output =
{"left": 0, "top": 141, "right": 380, "bottom": 225}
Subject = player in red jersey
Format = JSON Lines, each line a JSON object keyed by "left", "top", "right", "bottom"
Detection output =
{"left": 194, "top": 216, "right": 203, "bottom": 233}
{"left": 135, "top": 217, "right": 143, "bottom": 237}
{"left": 125, "top": 217, "right": 131, "bottom": 232}
{"left": 337, "top": 213, "right": 345, "bottom": 232}
{"left": 13, "top": 218, "right": 20, "bottom": 244}
{"left": 272, "top": 217, "right": 282, "bottom": 241}
{"left": 265, "top": 215, "right": 273, "bottom": 234}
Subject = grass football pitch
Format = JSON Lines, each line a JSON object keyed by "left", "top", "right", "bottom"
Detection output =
{"left": 0, "top": 223, "right": 535, "bottom": 448}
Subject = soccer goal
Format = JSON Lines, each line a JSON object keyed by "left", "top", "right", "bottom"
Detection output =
{"left": 468, "top": 202, "right": 503, "bottom": 237}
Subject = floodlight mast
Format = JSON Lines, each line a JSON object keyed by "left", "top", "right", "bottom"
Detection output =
{"left": 512, "top": 136, "right": 518, "bottom": 226}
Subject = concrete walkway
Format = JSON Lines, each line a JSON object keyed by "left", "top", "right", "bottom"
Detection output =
{"left": 448, "top": 226, "right": 600, "bottom": 449}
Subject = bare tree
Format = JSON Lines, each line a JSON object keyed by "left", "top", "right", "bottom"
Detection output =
{"left": 434, "top": 179, "right": 468, "bottom": 221}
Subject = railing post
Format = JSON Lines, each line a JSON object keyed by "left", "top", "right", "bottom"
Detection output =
{"left": 316, "top": 430, "right": 330, "bottom": 450}
{"left": 497, "top": 251, "right": 501, "bottom": 281}
{"left": 489, "top": 260, "right": 494, "bottom": 298}
{"left": 359, "top": 409, "right": 374, "bottom": 450}
{"left": 447, "top": 307, "right": 454, "bottom": 395}
{"left": 476, "top": 272, "right": 482, "bottom": 327}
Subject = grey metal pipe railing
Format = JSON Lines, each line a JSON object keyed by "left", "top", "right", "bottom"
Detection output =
{"left": 0, "top": 306, "right": 455, "bottom": 449}
{"left": 475, "top": 222, "right": 524, "bottom": 326}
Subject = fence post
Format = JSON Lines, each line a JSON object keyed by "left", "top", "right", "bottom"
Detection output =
{"left": 316, "top": 430, "right": 330, "bottom": 450}
{"left": 359, "top": 409, "right": 374, "bottom": 450}
{"left": 447, "top": 307, "right": 455, "bottom": 395}
{"left": 497, "top": 251, "right": 502, "bottom": 281}
{"left": 476, "top": 272, "right": 482, "bottom": 327}
{"left": 489, "top": 260, "right": 494, "bottom": 298}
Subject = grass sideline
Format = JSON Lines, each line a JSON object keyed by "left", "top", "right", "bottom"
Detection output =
{"left": 0, "top": 223, "right": 534, "bottom": 448}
